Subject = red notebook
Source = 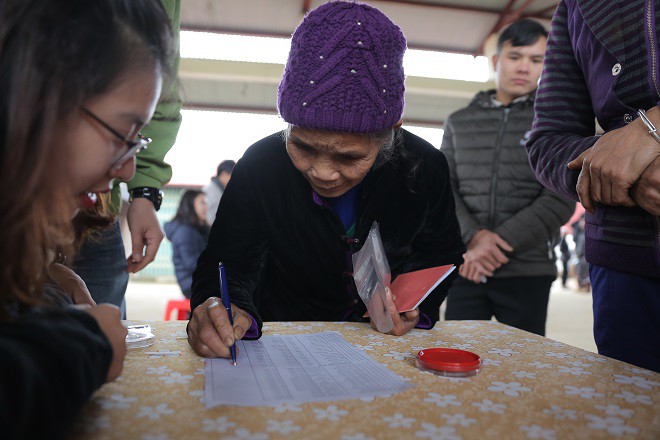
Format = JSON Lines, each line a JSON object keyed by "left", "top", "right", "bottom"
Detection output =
{"left": 364, "top": 265, "right": 455, "bottom": 317}
{"left": 392, "top": 264, "right": 455, "bottom": 312}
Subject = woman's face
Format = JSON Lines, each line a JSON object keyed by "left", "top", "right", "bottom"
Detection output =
{"left": 64, "top": 69, "right": 162, "bottom": 212}
{"left": 194, "top": 193, "right": 208, "bottom": 224}
{"left": 286, "top": 126, "right": 380, "bottom": 198}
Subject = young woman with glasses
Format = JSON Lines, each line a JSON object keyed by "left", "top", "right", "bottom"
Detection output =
{"left": 0, "top": 0, "right": 173, "bottom": 437}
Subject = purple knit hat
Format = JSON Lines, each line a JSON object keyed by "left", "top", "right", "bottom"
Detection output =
{"left": 277, "top": 1, "right": 406, "bottom": 133}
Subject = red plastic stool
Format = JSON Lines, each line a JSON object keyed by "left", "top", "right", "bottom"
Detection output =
{"left": 163, "top": 298, "right": 191, "bottom": 321}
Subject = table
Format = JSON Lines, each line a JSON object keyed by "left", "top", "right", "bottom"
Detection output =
{"left": 70, "top": 321, "right": 659, "bottom": 439}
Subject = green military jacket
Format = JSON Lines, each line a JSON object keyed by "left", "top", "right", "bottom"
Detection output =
{"left": 110, "top": 0, "right": 182, "bottom": 211}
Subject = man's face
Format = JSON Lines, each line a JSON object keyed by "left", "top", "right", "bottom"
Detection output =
{"left": 493, "top": 37, "right": 546, "bottom": 103}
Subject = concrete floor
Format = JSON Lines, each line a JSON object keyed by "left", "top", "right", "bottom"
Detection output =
{"left": 544, "top": 279, "right": 596, "bottom": 352}
{"left": 125, "top": 277, "right": 597, "bottom": 353}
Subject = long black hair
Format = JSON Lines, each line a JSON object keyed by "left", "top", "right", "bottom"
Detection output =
{"left": 172, "top": 190, "right": 210, "bottom": 236}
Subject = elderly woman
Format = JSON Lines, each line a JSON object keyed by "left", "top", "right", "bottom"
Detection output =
{"left": 187, "top": 1, "right": 464, "bottom": 358}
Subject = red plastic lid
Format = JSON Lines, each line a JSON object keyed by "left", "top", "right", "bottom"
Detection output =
{"left": 417, "top": 348, "right": 481, "bottom": 372}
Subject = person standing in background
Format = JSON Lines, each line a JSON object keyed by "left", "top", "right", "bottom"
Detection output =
{"left": 165, "top": 190, "right": 210, "bottom": 298}
{"left": 571, "top": 214, "right": 590, "bottom": 291}
{"left": 203, "top": 160, "right": 236, "bottom": 225}
{"left": 526, "top": 0, "right": 659, "bottom": 372}
{"left": 72, "top": 0, "right": 182, "bottom": 318}
{"left": 442, "top": 19, "right": 574, "bottom": 336}
{"left": 559, "top": 231, "right": 571, "bottom": 288}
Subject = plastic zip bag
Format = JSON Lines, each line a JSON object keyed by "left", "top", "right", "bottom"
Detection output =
{"left": 352, "top": 222, "right": 393, "bottom": 333}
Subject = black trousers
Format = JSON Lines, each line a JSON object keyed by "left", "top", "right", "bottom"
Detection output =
{"left": 444, "top": 275, "right": 555, "bottom": 336}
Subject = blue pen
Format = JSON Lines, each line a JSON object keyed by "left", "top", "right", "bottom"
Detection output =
{"left": 219, "top": 262, "right": 237, "bottom": 366}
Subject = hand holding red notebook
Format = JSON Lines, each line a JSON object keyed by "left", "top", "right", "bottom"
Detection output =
{"left": 391, "top": 264, "right": 455, "bottom": 312}
{"left": 364, "top": 264, "right": 455, "bottom": 317}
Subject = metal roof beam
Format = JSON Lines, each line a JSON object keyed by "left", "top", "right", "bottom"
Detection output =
{"left": 524, "top": 3, "right": 558, "bottom": 17}
{"left": 369, "top": 1, "right": 553, "bottom": 19}
{"left": 369, "top": 0, "right": 501, "bottom": 14}
{"left": 180, "top": 24, "right": 480, "bottom": 55}
{"left": 181, "top": 1, "right": 558, "bottom": 56}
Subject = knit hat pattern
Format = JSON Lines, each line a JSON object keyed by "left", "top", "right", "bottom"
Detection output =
{"left": 277, "top": 1, "right": 406, "bottom": 133}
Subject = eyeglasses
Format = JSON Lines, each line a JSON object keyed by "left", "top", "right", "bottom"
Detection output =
{"left": 82, "top": 107, "right": 151, "bottom": 168}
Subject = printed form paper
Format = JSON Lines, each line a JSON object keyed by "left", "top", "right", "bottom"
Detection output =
{"left": 204, "top": 332, "right": 412, "bottom": 408}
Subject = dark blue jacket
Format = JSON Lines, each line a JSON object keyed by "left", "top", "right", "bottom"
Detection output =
{"left": 164, "top": 221, "right": 207, "bottom": 296}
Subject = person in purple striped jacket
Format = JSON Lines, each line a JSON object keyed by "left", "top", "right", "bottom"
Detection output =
{"left": 527, "top": 0, "right": 660, "bottom": 372}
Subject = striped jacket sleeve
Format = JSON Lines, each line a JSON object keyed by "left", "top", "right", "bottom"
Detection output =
{"left": 526, "top": 0, "right": 599, "bottom": 202}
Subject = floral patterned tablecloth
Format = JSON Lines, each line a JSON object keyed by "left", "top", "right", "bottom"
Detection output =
{"left": 70, "top": 320, "right": 659, "bottom": 440}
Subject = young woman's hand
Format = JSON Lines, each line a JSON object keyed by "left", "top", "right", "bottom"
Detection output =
{"left": 49, "top": 263, "right": 96, "bottom": 306}
{"left": 85, "top": 304, "right": 127, "bottom": 382}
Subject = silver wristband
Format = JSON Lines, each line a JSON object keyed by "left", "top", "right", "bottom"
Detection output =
{"left": 637, "top": 109, "right": 660, "bottom": 144}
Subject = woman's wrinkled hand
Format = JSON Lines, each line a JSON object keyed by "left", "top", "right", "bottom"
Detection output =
{"left": 370, "top": 288, "right": 419, "bottom": 336}
{"left": 187, "top": 297, "right": 253, "bottom": 358}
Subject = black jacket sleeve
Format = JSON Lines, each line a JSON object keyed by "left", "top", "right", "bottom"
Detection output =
{"left": 191, "top": 152, "right": 267, "bottom": 333}
{"left": 0, "top": 308, "right": 112, "bottom": 440}
{"left": 401, "top": 146, "right": 466, "bottom": 324}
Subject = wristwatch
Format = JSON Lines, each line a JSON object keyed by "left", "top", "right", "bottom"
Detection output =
{"left": 129, "top": 187, "right": 164, "bottom": 211}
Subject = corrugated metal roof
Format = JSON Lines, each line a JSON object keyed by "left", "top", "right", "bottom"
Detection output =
{"left": 179, "top": 0, "right": 559, "bottom": 126}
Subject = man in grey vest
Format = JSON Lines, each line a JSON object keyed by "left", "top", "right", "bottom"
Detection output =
{"left": 442, "top": 19, "right": 574, "bottom": 335}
